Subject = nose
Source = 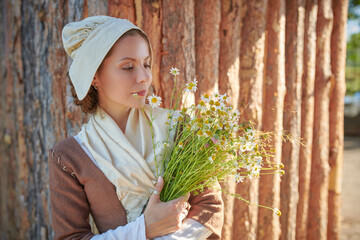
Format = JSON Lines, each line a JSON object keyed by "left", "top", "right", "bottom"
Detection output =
{"left": 137, "top": 66, "right": 152, "bottom": 84}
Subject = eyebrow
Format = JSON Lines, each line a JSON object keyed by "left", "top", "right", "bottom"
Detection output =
{"left": 118, "top": 56, "right": 150, "bottom": 62}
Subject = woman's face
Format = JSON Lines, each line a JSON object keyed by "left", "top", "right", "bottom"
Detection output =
{"left": 92, "top": 34, "right": 152, "bottom": 109}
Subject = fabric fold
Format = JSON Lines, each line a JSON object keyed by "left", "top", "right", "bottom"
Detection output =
{"left": 78, "top": 104, "right": 175, "bottom": 222}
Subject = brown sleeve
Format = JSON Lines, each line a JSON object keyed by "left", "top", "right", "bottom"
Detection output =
{"left": 187, "top": 181, "right": 224, "bottom": 240}
{"left": 48, "top": 148, "right": 95, "bottom": 240}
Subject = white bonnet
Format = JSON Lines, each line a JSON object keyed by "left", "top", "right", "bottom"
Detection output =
{"left": 62, "top": 15, "right": 153, "bottom": 100}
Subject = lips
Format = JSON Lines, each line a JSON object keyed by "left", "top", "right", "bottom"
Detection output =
{"left": 133, "top": 90, "right": 147, "bottom": 96}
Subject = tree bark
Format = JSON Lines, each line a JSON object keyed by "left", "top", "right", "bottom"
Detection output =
{"left": 296, "top": 1, "right": 318, "bottom": 239}
{"left": 233, "top": 1, "right": 268, "bottom": 239}
{"left": 160, "top": 0, "right": 195, "bottom": 109}
{"left": 280, "top": 0, "right": 305, "bottom": 239}
{"left": 0, "top": 1, "right": 350, "bottom": 239}
{"left": 218, "top": 0, "right": 242, "bottom": 239}
{"left": 194, "top": 0, "right": 221, "bottom": 102}
{"left": 328, "top": 1, "right": 348, "bottom": 239}
{"left": 141, "top": 0, "right": 163, "bottom": 98}
{"left": 257, "top": 0, "right": 285, "bottom": 239}
{"left": 307, "top": 0, "right": 333, "bottom": 239}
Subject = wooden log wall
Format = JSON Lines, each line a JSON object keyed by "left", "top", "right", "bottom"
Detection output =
{"left": 0, "top": 0, "right": 349, "bottom": 239}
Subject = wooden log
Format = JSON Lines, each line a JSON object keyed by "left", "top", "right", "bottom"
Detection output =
{"left": 160, "top": 0, "right": 195, "bottom": 109}
{"left": 328, "top": 0, "right": 348, "bottom": 239}
{"left": 141, "top": 0, "right": 163, "bottom": 98}
{"left": 307, "top": 0, "right": 333, "bottom": 239}
{"left": 65, "top": 1, "right": 90, "bottom": 136}
{"left": 194, "top": 0, "right": 221, "bottom": 102}
{"left": 280, "top": 0, "right": 305, "bottom": 239}
{"left": 218, "top": 0, "right": 242, "bottom": 239}
{"left": 233, "top": 1, "right": 268, "bottom": 239}
{"left": 87, "top": 0, "right": 107, "bottom": 16}
{"left": 0, "top": 1, "right": 24, "bottom": 238}
{"left": 108, "top": 0, "right": 135, "bottom": 23}
{"left": 257, "top": 0, "right": 285, "bottom": 239}
{"left": 296, "top": 1, "right": 318, "bottom": 239}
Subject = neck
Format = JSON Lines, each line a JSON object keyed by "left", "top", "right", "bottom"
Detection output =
{"left": 97, "top": 101, "right": 131, "bottom": 133}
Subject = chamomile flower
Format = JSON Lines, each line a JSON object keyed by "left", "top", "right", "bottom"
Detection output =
{"left": 208, "top": 155, "right": 215, "bottom": 163}
{"left": 201, "top": 93, "right": 211, "bottom": 103}
{"left": 147, "top": 94, "right": 162, "bottom": 108}
{"left": 185, "top": 78, "right": 198, "bottom": 93}
{"left": 170, "top": 67, "right": 180, "bottom": 76}
{"left": 197, "top": 100, "right": 207, "bottom": 110}
{"left": 234, "top": 173, "right": 245, "bottom": 183}
{"left": 212, "top": 92, "right": 220, "bottom": 100}
{"left": 214, "top": 101, "right": 225, "bottom": 110}
{"left": 240, "top": 144, "right": 247, "bottom": 152}
{"left": 273, "top": 208, "right": 281, "bottom": 217}
{"left": 251, "top": 165, "right": 260, "bottom": 174}
{"left": 219, "top": 93, "right": 231, "bottom": 103}
{"left": 246, "top": 141, "right": 256, "bottom": 151}
{"left": 178, "top": 142, "right": 184, "bottom": 148}
{"left": 254, "top": 156, "right": 263, "bottom": 166}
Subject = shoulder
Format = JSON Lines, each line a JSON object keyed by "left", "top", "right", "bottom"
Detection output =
{"left": 48, "top": 135, "right": 83, "bottom": 179}
{"left": 49, "top": 135, "right": 77, "bottom": 153}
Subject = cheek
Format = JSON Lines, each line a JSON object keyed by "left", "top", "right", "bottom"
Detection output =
{"left": 101, "top": 70, "right": 133, "bottom": 100}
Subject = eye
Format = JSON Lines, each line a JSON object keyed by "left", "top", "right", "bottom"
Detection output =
{"left": 122, "top": 63, "right": 133, "bottom": 71}
{"left": 123, "top": 66, "right": 133, "bottom": 70}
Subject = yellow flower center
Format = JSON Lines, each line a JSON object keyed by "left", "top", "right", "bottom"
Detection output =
{"left": 151, "top": 98, "right": 158, "bottom": 103}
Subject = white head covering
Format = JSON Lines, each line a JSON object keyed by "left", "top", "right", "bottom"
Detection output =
{"left": 62, "top": 15, "right": 153, "bottom": 100}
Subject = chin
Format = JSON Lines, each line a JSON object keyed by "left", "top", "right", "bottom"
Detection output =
{"left": 132, "top": 100, "right": 146, "bottom": 109}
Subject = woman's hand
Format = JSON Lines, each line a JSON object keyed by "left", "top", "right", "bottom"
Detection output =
{"left": 143, "top": 176, "right": 190, "bottom": 239}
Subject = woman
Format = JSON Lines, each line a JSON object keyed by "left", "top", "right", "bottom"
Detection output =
{"left": 48, "top": 15, "right": 224, "bottom": 240}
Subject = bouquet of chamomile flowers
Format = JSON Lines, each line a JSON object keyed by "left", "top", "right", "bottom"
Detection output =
{"left": 134, "top": 67, "right": 290, "bottom": 217}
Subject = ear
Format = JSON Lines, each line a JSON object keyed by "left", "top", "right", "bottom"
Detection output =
{"left": 92, "top": 72, "right": 99, "bottom": 86}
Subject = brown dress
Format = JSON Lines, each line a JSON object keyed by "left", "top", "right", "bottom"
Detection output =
{"left": 48, "top": 136, "right": 224, "bottom": 239}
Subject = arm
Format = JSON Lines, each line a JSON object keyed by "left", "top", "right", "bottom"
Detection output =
{"left": 153, "top": 217, "right": 213, "bottom": 240}
{"left": 90, "top": 214, "right": 147, "bottom": 240}
{"left": 186, "top": 182, "right": 224, "bottom": 240}
{"left": 48, "top": 148, "right": 147, "bottom": 240}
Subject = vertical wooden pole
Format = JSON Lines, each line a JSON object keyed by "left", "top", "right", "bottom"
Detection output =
{"left": 160, "top": 0, "right": 195, "bottom": 109}
{"left": 296, "top": 1, "right": 318, "bottom": 239}
{"left": 108, "top": 0, "right": 136, "bottom": 23}
{"left": 280, "top": 0, "right": 305, "bottom": 239}
{"left": 194, "top": 0, "right": 221, "bottom": 102}
{"left": 307, "top": 0, "right": 333, "bottom": 239}
{"left": 218, "top": 0, "right": 242, "bottom": 239}
{"left": 0, "top": 0, "right": 24, "bottom": 238}
{"left": 141, "top": 0, "right": 163, "bottom": 99}
{"left": 257, "top": 0, "right": 285, "bottom": 239}
{"left": 233, "top": 1, "right": 268, "bottom": 239}
{"left": 328, "top": 1, "right": 348, "bottom": 239}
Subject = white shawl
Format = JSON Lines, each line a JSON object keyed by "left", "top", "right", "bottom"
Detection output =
{"left": 78, "top": 104, "right": 175, "bottom": 223}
